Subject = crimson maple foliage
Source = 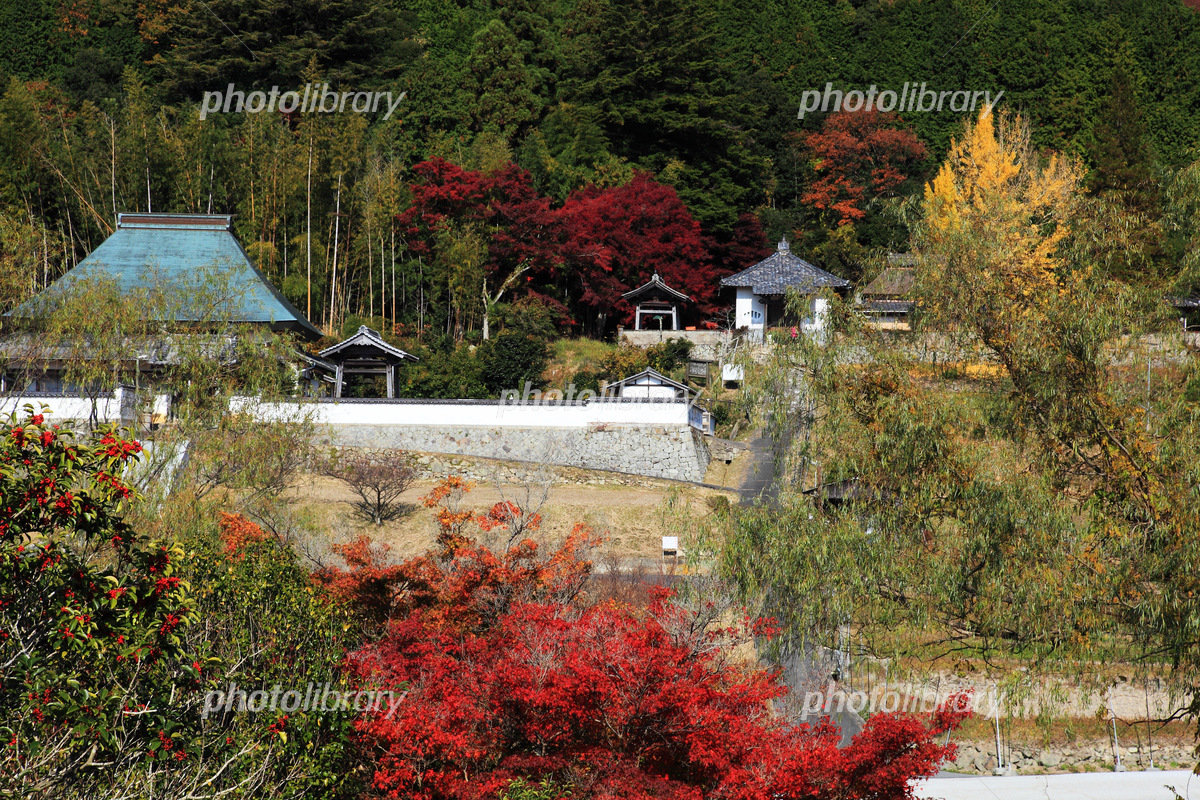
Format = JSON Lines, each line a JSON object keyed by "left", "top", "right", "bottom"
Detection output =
{"left": 322, "top": 478, "right": 968, "bottom": 799}
{"left": 399, "top": 162, "right": 729, "bottom": 330}
{"left": 399, "top": 159, "right": 564, "bottom": 296}
{"left": 312, "top": 477, "right": 597, "bottom": 634}
{"left": 348, "top": 586, "right": 967, "bottom": 800}
{"left": 559, "top": 172, "right": 718, "bottom": 321}
{"left": 800, "top": 112, "right": 927, "bottom": 226}
{"left": 705, "top": 212, "right": 773, "bottom": 290}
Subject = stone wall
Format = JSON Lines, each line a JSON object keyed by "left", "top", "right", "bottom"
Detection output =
{"left": 398, "top": 451, "right": 729, "bottom": 491}
{"left": 319, "top": 423, "right": 711, "bottom": 483}
{"left": 948, "top": 739, "right": 1194, "bottom": 773}
{"left": 618, "top": 329, "right": 734, "bottom": 362}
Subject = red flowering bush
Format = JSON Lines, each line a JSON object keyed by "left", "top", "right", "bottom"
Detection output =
{"left": 0, "top": 407, "right": 198, "bottom": 793}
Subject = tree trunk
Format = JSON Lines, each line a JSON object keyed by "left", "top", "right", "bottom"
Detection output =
{"left": 306, "top": 132, "right": 313, "bottom": 322}
{"left": 329, "top": 172, "right": 343, "bottom": 331}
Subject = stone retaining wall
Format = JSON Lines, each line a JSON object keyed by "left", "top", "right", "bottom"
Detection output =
{"left": 618, "top": 329, "right": 734, "bottom": 362}
{"left": 392, "top": 451, "right": 729, "bottom": 491}
{"left": 319, "top": 423, "right": 711, "bottom": 483}
{"left": 949, "top": 740, "right": 1194, "bottom": 773}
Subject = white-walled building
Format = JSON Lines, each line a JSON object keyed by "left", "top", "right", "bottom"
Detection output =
{"left": 605, "top": 368, "right": 697, "bottom": 401}
{"left": 719, "top": 238, "right": 850, "bottom": 338}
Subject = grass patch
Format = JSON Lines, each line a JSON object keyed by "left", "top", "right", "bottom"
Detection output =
{"left": 544, "top": 337, "right": 619, "bottom": 388}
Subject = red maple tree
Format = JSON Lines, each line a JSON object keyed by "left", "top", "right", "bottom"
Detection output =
{"left": 399, "top": 159, "right": 568, "bottom": 319}
{"left": 317, "top": 478, "right": 969, "bottom": 800}
{"left": 558, "top": 172, "right": 717, "bottom": 322}
{"left": 399, "top": 162, "right": 730, "bottom": 330}
{"left": 799, "top": 112, "right": 927, "bottom": 226}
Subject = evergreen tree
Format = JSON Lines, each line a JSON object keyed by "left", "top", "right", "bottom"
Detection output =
{"left": 560, "top": 0, "right": 765, "bottom": 237}
{"left": 1087, "top": 66, "right": 1157, "bottom": 211}
{"left": 460, "top": 19, "right": 543, "bottom": 142}
{"left": 148, "top": 0, "right": 418, "bottom": 102}
{"left": 1082, "top": 64, "right": 1166, "bottom": 281}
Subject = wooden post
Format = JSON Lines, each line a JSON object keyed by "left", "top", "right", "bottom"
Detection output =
{"left": 386, "top": 365, "right": 395, "bottom": 399}
{"left": 334, "top": 363, "right": 344, "bottom": 399}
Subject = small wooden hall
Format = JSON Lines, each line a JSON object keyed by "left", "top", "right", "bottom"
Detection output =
{"left": 310, "top": 325, "right": 419, "bottom": 398}
{"left": 621, "top": 273, "right": 690, "bottom": 331}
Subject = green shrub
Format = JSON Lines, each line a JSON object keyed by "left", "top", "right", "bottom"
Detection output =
{"left": 1185, "top": 371, "right": 1200, "bottom": 403}
{"left": 396, "top": 344, "right": 488, "bottom": 399}
{"left": 570, "top": 367, "right": 601, "bottom": 396}
{"left": 479, "top": 330, "right": 550, "bottom": 396}
{"left": 597, "top": 345, "right": 649, "bottom": 383}
{"left": 495, "top": 295, "right": 563, "bottom": 340}
{"left": 711, "top": 401, "right": 733, "bottom": 428}
{"left": 646, "top": 337, "right": 694, "bottom": 373}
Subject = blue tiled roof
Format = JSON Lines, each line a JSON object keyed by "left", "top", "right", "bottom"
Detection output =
{"left": 720, "top": 238, "right": 849, "bottom": 295}
{"left": 18, "top": 213, "right": 321, "bottom": 340}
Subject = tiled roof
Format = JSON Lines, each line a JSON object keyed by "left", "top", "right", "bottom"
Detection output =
{"left": 607, "top": 367, "right": 697, "bottom": 399}
{"left": 16, "top": 213, "right": 321, "bottom": 340}
{"left": 720, "top": 238, "right": 849, "bottom": 295}
{"left": 1169, "top": 295, "right": 1200, "bottom": 309}
{"left": 860, "top": 300, "right": 915, "bottom": 314}
{"left": 319, "top": 326, "right": 418, "bottom": 363}
{"left": 622, "top": 273, "right": 690, "bottom": 302}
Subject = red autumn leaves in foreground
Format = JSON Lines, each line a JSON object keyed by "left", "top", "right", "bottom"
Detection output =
{"left": 313, "top": 477, "right": 970, "bottom": 800}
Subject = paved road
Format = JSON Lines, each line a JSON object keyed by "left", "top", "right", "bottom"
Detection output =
{"left": 914, "top": 769, "right": 1196, "bottom": 799}
{"left": 738, "top": 431, "right": 776, "bottom": 503}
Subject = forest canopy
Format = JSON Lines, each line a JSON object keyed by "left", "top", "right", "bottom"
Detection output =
{"left": 0, "top": 0, "right": 1198, "bottom": 339}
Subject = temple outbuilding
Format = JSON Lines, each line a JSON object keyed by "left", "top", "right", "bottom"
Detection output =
{"left": 621, "top": 273, "right": 690, "bottom": 331}
{"left": 312, "top": 325, "right": 418, "bottom": 398}
{"left": 720, "top": 238, "right": 849, "bottom": 337}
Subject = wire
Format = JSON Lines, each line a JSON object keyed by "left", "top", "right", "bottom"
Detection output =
{"left": 194, "top": 0, "right": 258, "bottom": 62}
{"left": 944, "top": 0, "right": 1005, "bottom": 59}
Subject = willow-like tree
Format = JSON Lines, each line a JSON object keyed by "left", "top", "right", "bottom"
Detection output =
{"left": 722, "top": 111, "right": 1200, "bottom": 718}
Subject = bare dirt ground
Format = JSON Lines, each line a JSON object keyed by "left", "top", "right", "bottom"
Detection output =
{"left": 704, "top": 446, "right": 757, "bottom": 489}
{"left": 284, "top": 470, "right": 736, "bottom": 564}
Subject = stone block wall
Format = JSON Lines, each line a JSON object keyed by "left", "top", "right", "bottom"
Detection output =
{"left": 618, "top": 329, "right": 733, "bottom": 362}
{"left": 319, "top": 423, "right": 711, "bottom": 483}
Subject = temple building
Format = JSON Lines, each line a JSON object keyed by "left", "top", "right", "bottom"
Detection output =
{"left": 2, "top": 212, "right": 320, "bottom": 402}
{"left": 857, "top": 254, "right": 917, "bottom": 330}
{"left": 621, "top": 273, "right": 690, "bottom": 331}
{"left": 720, "top": 238, "right": 849, "bottom": 337}
{"left": 304, "top": 325, "right": 418, "bottom": 398}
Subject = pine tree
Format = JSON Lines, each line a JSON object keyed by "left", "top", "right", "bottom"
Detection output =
{"left": 1087, "top": 65, "right": 1157, "bottom": 212}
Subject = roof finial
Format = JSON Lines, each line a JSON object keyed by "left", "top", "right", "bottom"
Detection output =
{"left": 778, "top": 236, "right": 790, "bottom": 252}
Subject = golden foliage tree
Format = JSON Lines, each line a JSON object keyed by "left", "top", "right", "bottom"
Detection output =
{"left": 920, "top": 111, "right": 1083, "bottom": 343}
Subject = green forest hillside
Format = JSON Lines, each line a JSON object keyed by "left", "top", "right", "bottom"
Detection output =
{"left": 1, "top": 0, "right": 1198, "bottom": 337}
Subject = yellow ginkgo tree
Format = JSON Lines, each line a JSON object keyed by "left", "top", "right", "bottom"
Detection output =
{"left": 918, "top": 111, "right": 1083, "bottom": 348}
